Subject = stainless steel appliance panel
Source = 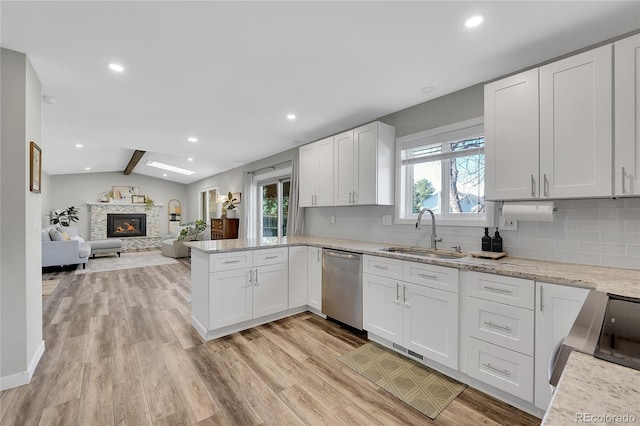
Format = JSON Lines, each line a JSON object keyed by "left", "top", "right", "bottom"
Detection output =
{"left": 322, "top": 249, "right": 363, "bottom": 330}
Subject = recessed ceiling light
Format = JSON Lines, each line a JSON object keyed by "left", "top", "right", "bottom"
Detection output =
{"left": 421, "top": 86, "right": 435, "bottom": 94}
{"left": 146, "top": 160, "right": 195, "bottom": 176}
{"left": 85, "top": 167, "right": 91, "bottom": 170}
{"left": 75, "top": 144, "right": 83, "bottom": 148}
{"left": 163, "top": 173, "right": 168, "bottom": 177}
{"left": 108, "top": 63, "right": 124, "bottom": 72}
{"left": 286, "top": 114, "right": 296, "bottom": 121}
{"left": 187, "top": 137, "right": 198, "bottom": 143}
{"left": 465, "top": 15, "right": 484, "bottom": 28}
{"left": 187, "top": 157, "right": 194, "bottom": 162}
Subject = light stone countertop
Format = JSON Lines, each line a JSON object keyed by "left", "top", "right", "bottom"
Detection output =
{"left": 185, "top": 235, "right": 640, "bottom": 420}
{"left": 542, "top": 352, "right": 640, "bottom": 425}
{"left": 185, "top": 235, "right": 640, "bottom": 298}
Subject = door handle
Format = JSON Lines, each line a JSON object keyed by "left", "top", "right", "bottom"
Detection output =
{"left": 531, "top": 174, "right": 536, "bottom": 197}
{"left": 622, "top": 167, "right": 626, "bottom": 194}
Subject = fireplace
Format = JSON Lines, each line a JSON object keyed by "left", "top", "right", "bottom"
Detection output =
{"left": 107, "top": 213, "right": 146, "bottom": 238}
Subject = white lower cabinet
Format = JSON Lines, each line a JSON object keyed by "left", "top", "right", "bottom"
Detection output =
{"left": 206, "top": 248, "right": 288, "bottom": 333}
{"left": 534, "top": 282, "right": 589, "bottom": 411}
{"left": 288, "top": 246, "right": 308, "bottom": 309}
{"left": 363, "top": 255, "right": 459, "bottom": 370}
{"left": 462, "top": 271, "right": 535, "bottom": 403}
{"left": 307, "top": 247, "right": 323, "bottom": 311}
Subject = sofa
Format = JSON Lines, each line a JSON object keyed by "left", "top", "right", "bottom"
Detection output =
{"left": 160, "top": 223, "right": 210, "bottom": 258}
{"left": 42, "top": 225, "right": 91, "bottom": 269}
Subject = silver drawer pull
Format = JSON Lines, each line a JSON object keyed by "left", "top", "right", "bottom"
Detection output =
{"left": 264, "top": 255, "right": 279, "bottom": 259}
{"left": 482, "top": 363, "right": 511, "bottom": 377}
{"left": 417, "top": 273, "right": 438, "bottom": 280}
{"left": 483, "top": 321, "right": 512, "bottom": 332}
{"left": 484, "top": 286, "right": 512, "bottom": 294}
{"left": 373, "top": 265, "right": 388, "bottom": 270}
{"left": 223, "top": 260, "right": 240, "bottom": 264}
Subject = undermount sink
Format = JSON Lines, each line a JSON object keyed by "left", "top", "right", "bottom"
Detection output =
{"left": 379, "top": 246, "right": 465, "bottom": 260}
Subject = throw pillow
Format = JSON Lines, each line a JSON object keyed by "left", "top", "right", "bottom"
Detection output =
{"left": 56, "top": 226, "right": 79, "bottom": 238}
{"left": 49, "top": 229, "right": 66, "bottom": 241}
{"left": 61, "top": 232, "right": 70, "bottom": 240}
{"left": 70, "top": 235, "right": 85, "bottom": 244}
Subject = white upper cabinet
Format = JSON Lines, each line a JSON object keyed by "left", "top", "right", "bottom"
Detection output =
{"left": 540, "top": 45, "right": 612, "bottom": 198}
{"left": 334, "top": 122, "right": 395, "bottom": 206}
{"left": 299, "top": 136, "right": 334, "bottom": 207}
{"left": 615, "top": 34, "right": 640, "bottom": 196}
{"left": 485, "top": 69, "right": 540, "bottom": 200}
{"left": 485, "top": 44, "right": 614, "bottom": 200}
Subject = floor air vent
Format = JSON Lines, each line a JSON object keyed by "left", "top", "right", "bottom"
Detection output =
{"left": 392, "top": 343, "right": 407, "bottom": 353}
{"left": 408, "top": 350, "right": 424, "bottom": 360}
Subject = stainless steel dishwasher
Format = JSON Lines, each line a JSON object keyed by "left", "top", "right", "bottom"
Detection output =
{"left": 322, "top": 249, "right": 363, "bottom": 330}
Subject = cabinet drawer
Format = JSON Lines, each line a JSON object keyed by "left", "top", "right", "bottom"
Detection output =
{"left": 403, "top": 261, "right": 459, "bottom": 293}
{"left": 467, "top": 337, "right": 534, "bottom": 402}
{"left": 363, "top": 255, "right": 403, "bottom": 279}
{"left": 211, "top": 219, "right": 223, "bottom": 230}
{"left": 253, "top": 248, "right": 288, "bottom": 266}
{"left": 467, "top": 297, "right": 534, "bottom": 356}
{"left": 465, "top": 272, "right": 534, "bottom": 309}
{"left": 210, "top": 251, "right": 252, "bottom": 272}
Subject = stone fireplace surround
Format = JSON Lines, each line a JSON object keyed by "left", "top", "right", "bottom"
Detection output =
{"left": 88, "top": 202, "right": 163, "bottom": 250}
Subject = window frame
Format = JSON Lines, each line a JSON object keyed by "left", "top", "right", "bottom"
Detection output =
{"left": 254, "top": 167, "right": 292, "bottom": 239}
{"left": 394, "top": 117, "right": 494, "bottom": 227}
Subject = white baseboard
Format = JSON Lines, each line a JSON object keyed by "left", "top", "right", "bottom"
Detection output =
{"left": 0, "top": 340, "right": 45, "bottom": 391}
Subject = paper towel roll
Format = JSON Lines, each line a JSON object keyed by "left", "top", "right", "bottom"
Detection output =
{"left": 502, "top": 201, "right": 555, "bottom": 222}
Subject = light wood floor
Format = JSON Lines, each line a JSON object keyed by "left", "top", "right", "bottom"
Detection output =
{"left": 1, "top": 257, "right": 541, "bottom": 425}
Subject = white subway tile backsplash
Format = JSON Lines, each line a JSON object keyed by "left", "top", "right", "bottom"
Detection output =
{"left": 304, "top": 199, "right": 640, "bottom": 270}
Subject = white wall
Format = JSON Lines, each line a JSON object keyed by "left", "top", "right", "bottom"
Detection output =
{"left": 48, "top": 171, "right": 188, "bottom": 238}
{"left": 303, "top": 84, "right": 640, "bottom": 270}
{"left": 0, "top": 48, "right": 44, "bottom": 389}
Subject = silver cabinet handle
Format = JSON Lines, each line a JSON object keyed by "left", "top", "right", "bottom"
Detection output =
{"left": 373, "top": 264, "right": 388, "bottom": 270}
{"left": 254, "top": 269, "right": 259, "bottom": 286}
{"left": 353, "top": 191, "right": 357, "bottom": 204}
{"left": 396, "top": 283, "right": 400, "bottom": 303}
{"left": 483, "top": 363, "right": 511, "bottom": 377}
{"left": 483, "top": 321, "right": 512, "bottom": 332}
{"left": 622, "top": 166, "right": 626, "bottom": 194}
{"left": 223, "top": 260, "right": 240, "bottom": 264}
{"left": 403, "top": 285, "right": 409, "bottom": 306}
{"left": 264, "top": 255, "right": 278, "bottom": 260}
{"left": 348, "top": 191, "right": 353, "bottom": 204}
{"left": 417, "top": 273, "right": 438, "bottom": 280}
{"left": 484, "top": 285, "right": 513, "bottom": 294}
{"left": 540, "top": 285, "right": 544, "bottom": 312}
{"left": 248, "top": 269, "right": 253, "bottom": 284}
{"left": 543, "top": 173, "right": 549, "bottom": 197}
{"left": 531, "top": 174, "right": 536, "bottom": 197}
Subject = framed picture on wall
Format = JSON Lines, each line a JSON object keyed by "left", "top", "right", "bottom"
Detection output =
{"left": 112, "top": 186, "right": 140, "bottom": 203}
{"left": 132, "top": 195, "right": 146, "bottom": 204}
{"left": 30, "top": 141, "right": 42, "bottom": 193}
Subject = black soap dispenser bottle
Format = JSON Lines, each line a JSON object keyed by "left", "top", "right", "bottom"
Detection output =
{"left": 492, "top": 228, "right": 503, "bottom": 253}
{"left": 482, "top": 227, "right": 492, "bottom": 252}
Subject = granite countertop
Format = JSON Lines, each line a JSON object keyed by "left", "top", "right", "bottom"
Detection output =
{"left": 542, "top": 352, "right": 640, "bottom": 425}
{"left": 185, "top": 235, "right": 640, "bottom": 299}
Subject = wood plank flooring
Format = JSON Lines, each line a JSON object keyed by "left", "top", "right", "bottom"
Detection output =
{"left": 1, "top": 256, "right": 541, "bottom": 425}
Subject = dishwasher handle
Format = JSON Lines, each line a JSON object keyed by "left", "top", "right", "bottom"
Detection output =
{"left": 323, "top": 249, "right": 361, "bottom": 260}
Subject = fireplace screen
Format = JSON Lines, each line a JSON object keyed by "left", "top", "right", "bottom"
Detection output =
{"left": 107, "top": 213, "right": 146, "bottom": 238}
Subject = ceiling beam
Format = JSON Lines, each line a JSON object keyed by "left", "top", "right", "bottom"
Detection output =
{"left": 123, "top": 150, "right": 146, "bottom": 175}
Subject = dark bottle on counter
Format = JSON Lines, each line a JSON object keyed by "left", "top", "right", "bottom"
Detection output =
{"left": 492, "top": 228, "right": 503, "bottom": 252}
{"left": 482, "top": 227, "right": 492, "bottom": 252}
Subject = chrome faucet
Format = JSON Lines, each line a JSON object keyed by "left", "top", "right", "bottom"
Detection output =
{"left": 416, "top": 208, "right": 442, "bottom": 249}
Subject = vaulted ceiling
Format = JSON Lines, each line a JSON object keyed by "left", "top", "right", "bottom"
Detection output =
{"left": 2, "top": 1, "right": 638, "bottom": 184}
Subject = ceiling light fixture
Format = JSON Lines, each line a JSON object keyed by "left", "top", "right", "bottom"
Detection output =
{"left": 187, "top": 137, "right": 198, "bottom": 142}
{"left": 286, "top": 114, "right": 296, "bottom": 120}
{"left": 163, "top": 173, "right": 168, "bottom": 177}
{"left": 465, "top": 15, "right": 484, "bottom": 28}
{"left": 146, "top": 160, "right": 195, "bottom": 176}
{"left": 108, "top": 63, "right": 124, "bottom": 72}
{"left": 75, "top": 144, "right": 83, "bottom": 148}
{"left": 187, "top": 157, "right": 194, "bottom": 162}
{"left": 85, "top": 167, "right": 91, "bottom": 170}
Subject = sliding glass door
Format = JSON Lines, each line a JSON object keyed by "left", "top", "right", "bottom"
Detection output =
{"left": 257, "top": 178, "right": 290, "bottom": 238}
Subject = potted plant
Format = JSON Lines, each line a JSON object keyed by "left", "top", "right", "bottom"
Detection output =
{"left": 145, "top": 196, "right": 155, "bottom": 207}
{"left": 222, "top": 192, "right": 238, "bottom": 218}
{"left": 178, "top": 219, "right": 207, "bottom": 241}
{"left": 50, "top": 206, "right": 80, "bottom": 226}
